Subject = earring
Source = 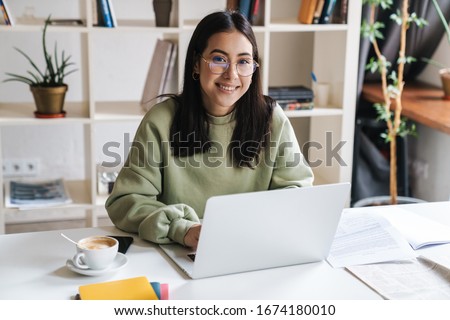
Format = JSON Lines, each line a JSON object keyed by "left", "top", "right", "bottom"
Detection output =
{"left": 192, "top": 72, "right": 200, "bottom": 81}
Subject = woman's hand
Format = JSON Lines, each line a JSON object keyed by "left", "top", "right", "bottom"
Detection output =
{"left": 184, "top": 224, "right": 202, "bottom": 251}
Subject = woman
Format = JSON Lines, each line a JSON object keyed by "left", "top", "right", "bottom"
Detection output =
{"left": 106, "top": 11, "right": 314, "bottom": 250}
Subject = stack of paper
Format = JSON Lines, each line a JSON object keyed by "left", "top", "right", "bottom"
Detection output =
{"left": 327, "top": 207, "right": 450, "bottom": 299}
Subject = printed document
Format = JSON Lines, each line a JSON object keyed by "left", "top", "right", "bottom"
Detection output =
{"left": 327, "top": 209, "right": 416, "bottom": 268}
{"left": 347, "top": 256, "right": 450, "bottom": 299}
{"left": 375, "top": 206, "right": 450, "bottom": 249}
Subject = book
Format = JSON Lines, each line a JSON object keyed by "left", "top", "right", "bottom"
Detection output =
{"left": 141, "top": 39, "right": 176, "bottom": 112}
{"left": 269, "top": 85, "right": 314, "bottom": 100}
{"left": 312, "top": 0, "right": 325, "bottom": 24}
{"left": 249, "top": 0, "right": 263, "bottom": 25}
{"left": 278, "top": 100, "right": 314, "bottom": 111}
{"left": 331, "top": 0, "right": 348, "bottom": 24}
{"left": 226, "top": 0, "right": 239, "bottom": 11}
{"left": 97, "top": 0, "right": 113, "bottom": 27}
{"left": 163, "top": 42, "right": 178, "bottom": 96}
{"left": 239, "top": 0, "right": 252, "bottom": 20}
{"left": 4, "top": 178, "right": 72, "bottom": 209}
{"left": 297, "top": 0, "right": 318, "bottom": 24}
{"left": 0, "top": 0, "right": 13, "bottom": 26}
{"left": 318, "top": 0, "right": 337, "bottom": 24}
{"left": 150, "top": 282, "right": 169, "bottom": 300}
{"left": 78, "top": 276, "right": 159, "bottom": 300}
{"left": 106, "top": 0, "right": 117, "bottom": 27}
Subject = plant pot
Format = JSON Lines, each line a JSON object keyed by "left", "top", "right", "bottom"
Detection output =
{"left": 439, "top": 68, "right": 450, "bottom": 100}
{"left": 153, "top": 0, "right": 172, "bottom": 27}
{"left": 30, "top": 85, "right": 68, "bottom": 117}
{"left": 353, "top": 196, "right": 426, "bottom": 208}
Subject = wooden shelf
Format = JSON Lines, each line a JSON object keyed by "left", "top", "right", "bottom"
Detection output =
{"left": 362, "top": 82, "right": 450, "bottom": 135}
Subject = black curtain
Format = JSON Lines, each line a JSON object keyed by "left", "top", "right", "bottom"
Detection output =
{"left": 352, "top": 0, "right": 450, "bottom": 205}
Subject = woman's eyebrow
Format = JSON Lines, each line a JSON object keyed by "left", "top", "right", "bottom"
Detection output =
{"left": 209, "top": 49, "right": 252, "bottom": 57}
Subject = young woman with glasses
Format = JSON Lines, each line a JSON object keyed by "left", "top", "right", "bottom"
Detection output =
{"left": 106, "top": 11, "right": 314, "bottom": 250}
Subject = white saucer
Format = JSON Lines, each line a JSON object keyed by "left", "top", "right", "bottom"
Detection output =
{"left": 66, "top": 252, "right": 128, "bottom": 276}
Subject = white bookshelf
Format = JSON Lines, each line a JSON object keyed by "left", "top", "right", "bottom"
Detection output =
{"left": 0, "top": 0, "right": 361, "bottom": 233}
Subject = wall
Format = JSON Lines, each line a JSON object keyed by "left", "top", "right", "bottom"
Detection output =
{"left": 0, "top": 0, "right": 149, "bottom": 179}
{"left": 412, "top": 32, "right": 450, "bottom": 201}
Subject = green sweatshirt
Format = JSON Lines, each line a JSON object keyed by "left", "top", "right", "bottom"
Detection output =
{"left": 106, "top": 98, "right": 314, "bottom": 245}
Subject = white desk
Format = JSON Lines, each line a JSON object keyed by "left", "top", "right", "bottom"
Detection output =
{"left": 1, "top": 201, "right": 449, "bottom": 300}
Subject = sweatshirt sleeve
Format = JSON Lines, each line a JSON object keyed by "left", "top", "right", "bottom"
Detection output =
{"left": 269, "top": 108, "right": 314, "bottom": 189}
{"left": 105, "top": 107, "right": 200, "bottom": 246}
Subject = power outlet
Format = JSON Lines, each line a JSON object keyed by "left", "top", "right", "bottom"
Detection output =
{"left": 2, "top": 158, "right": 40, "bottom": 177}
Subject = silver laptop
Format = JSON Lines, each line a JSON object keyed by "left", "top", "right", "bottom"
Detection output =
{"left": 159, "top": 182, "right": 350, "bottom": 279}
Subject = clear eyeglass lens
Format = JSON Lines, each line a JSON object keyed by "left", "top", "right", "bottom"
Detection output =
{"left": 207, "top": 60, "right": 257, "bottom": 77}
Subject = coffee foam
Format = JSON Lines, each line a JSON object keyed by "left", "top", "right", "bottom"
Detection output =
{"left": 79, "top": 237, "right": 116, "bottom": 250}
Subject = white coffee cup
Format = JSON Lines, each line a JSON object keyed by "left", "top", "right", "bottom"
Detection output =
{"left": 72, "top": 236, "right": 118, "bottom": 270}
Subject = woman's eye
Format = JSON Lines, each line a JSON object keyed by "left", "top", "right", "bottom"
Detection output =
{"left": 211, "top": 56, "right": 227, "bottom": 64}
{"left": 238, "top": 59, "right": 252, "bottom": 65}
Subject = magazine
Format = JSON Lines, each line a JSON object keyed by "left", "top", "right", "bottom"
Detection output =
{"left": 4, "top": 178, "right": 72, "bottom": 209}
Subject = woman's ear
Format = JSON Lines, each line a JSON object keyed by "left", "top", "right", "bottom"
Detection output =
{"left": 193, "top": 60, "right": 199, "bottom": 74}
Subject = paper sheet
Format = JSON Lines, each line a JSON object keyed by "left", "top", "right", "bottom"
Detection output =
{"left": 375, "top": 207, "right": 450, "bottom": 249}
{"left": 347, "top": 257, "right": 450, "bottom": 300}
{"left": 327, "top": 209, "right": 416, "bottom": 268}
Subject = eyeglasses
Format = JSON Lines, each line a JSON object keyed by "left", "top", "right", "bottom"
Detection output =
{"left": 200, "top": 55, "right": 259, "bottom": 77}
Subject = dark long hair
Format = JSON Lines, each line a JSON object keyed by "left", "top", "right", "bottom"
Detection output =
{"left": 170, "top": 11, "right": 274, "bottom": 168}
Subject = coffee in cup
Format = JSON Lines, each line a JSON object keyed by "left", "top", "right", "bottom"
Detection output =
{"left": 72, "top": 236, "right": 118, "bottom": 270}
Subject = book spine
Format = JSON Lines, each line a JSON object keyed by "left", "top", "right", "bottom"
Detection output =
{"left": 312, "top": 0, "right": 325, "bottom": 24}
{"left": 98, "top": 0, "right": 113, "bottom": 27}
{"left": 239, "top": 0, "right": 252, "bottom": 20}
{"left": 319, "top": 0, "right": 337, "bottom": 24}
{"left": 249, "top": 0, "right": 260, "bottom": 25}
{"left": 0, "top": 0, "right": 12, "bottom": 26}
{"left": 106, "top": 0, "right": 117, "bottom": 27}
{"left": 335, "top": 0, "right": 348, "bottom": 24}
{"left": 298, "top": 0, "right": 319, "bottom": 25}
{"left": 226, "top": 0, "right": 239, "bottom": 11}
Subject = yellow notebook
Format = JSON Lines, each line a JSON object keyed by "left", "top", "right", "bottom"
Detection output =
{"left": 79, "top": 276, "right": 159, "bottom": 300}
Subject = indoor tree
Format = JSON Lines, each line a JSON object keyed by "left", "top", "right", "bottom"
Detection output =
{"left": 360, "top": 0, "right": 427, "bottom": 204}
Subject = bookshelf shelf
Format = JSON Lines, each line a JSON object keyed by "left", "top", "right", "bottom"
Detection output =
{"left": 94, "top": 101, "right": 146, "bottom": 121}
{"left": 284, "top": 108, "right": 344, "bottom": 118}
{"left": 0, "top": 0, "right": 361, "bottom": 233}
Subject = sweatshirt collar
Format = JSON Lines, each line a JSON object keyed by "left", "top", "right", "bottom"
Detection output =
{"left": 206, "top": 110, "right": 236, "bottom": 125}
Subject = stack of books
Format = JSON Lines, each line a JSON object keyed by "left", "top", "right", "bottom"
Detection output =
{"left": 226, "top": 0, "right": 263, "bottom": 25}
{"left": 298, "top": 0, "right": 348, "bottom": 25}
{"left": 269, "top": 85, "right": 314, "bottom": 111}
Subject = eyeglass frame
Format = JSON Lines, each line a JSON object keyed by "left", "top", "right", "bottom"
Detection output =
{"left": 200, "top": 55, "right": 259, "bottom": 77}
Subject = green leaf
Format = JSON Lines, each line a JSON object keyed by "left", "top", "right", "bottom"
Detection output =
{"left": 4, "top": 14, "right": 77, "bottom": 86}
{"left": 390, "top": 11, "right": 402, "bottom": 25}
{"left": 432, "top": 0, "right": 450, "bottom": 45}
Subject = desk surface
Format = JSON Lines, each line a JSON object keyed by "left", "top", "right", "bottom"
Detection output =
{"left": 362, "top": 82, "right": 450, "bottom": 135}
{"left": 1, "top": 201, "right": 450, "bottom": 300}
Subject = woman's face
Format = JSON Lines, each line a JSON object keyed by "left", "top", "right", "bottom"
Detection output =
{"left": 196, "top": 30, "right": 254, "bottom": 117}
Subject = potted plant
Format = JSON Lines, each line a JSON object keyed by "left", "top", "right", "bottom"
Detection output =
{"left": 359, "top": 0, "right": 427, "bottom": 205}
{"left": 430, "top": 0, "right": 450, "bottom": 99}
{"left": 3, "top": 15, "right": 77, "bottom": 118}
